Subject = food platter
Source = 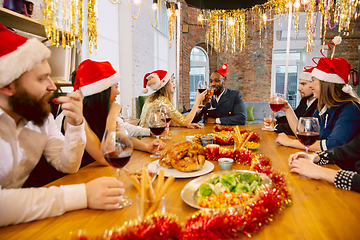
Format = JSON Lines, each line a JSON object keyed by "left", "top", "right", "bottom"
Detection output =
{"left": 181, "top": 170, "right": 272, "bottom": 210}
{"left": 153, "top": 160, "right": 214, "bottom": 178}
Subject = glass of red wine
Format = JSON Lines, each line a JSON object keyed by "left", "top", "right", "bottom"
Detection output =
{"left": 296, "top": 117, "right": 320, "bottom": 155}
{"left": 269, "top": 92, "right": 286, "bottom": 119}
{"left": 102, "top": 128, "right": 134, "bottom": 208}
{"left": 148, "top": 109, "right": 166, "bottom": 158}
{"left": 160, "top": 105, "right": 172, "bottom": 139}
{"left": 197, "top": 80, "right": 207, "bottom": 107}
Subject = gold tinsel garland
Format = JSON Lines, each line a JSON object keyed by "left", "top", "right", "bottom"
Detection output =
{"left": 199, "top": 0, "right": 360, "bottom": 53}
{"left": 43, "top": 0, "right": 95, "bottom": 54}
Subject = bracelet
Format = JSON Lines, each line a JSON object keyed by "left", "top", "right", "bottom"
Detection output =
{"left": 315, "top": 151, "right": 330, "bottom": 165}
{"left": 334, "top": 170, "right": 356, "bottom": 190}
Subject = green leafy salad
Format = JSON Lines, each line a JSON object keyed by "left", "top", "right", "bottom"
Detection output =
{"left": 197, "top": 172, "right": 263, "bottom": 199}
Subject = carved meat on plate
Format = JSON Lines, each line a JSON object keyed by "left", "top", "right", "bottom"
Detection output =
{"left": 159, "top": 141, "right": 205, "bottom": 172}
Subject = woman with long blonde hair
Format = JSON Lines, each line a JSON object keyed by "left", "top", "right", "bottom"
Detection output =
{"left": 138, "top": 70, "right": 206, "bottom": 129}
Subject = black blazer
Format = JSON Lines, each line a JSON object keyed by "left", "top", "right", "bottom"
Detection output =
{"left": 275, "top": 97, "right": 318, "bottom": 135}
{"left": 193, "top": 88, "right": 247, "bottom": 125}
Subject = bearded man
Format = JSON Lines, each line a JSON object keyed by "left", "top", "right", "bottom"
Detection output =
{"left": 265, "top": 68, "right": 318, "bottom": 135}
{"left": 0, "top": 23, "right": 125, "bottom": 227}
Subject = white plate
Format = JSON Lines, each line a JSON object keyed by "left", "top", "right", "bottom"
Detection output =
{"left": 181, "top": 170, "right": 272, "bottom": 210}
{"left": 153, "top": 160, "right": 214, "bottom": 178}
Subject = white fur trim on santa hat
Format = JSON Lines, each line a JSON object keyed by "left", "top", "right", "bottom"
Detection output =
{"left": 311, "top": 68, "right": 345, "bottom": 84}
{"left": 299, "top": 72, "right": 312, "bottom": 81}
{"left": 81, "top": 72, "right": 121, "bottom": 97}
{"left": 0, "top": 38, "right": 51, "bottom": 88}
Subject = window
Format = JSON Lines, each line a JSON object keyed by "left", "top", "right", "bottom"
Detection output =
{"left": 154, "top": 0, "right": 168, "bottom": 36}
{"left": 189, "top": 47, "right": 209, "bottom": 108}
{"left": 271, "top": 50, "right": 304, "bottom": 109}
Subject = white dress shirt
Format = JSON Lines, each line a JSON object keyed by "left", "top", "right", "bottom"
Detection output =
{"left": 0, "top": 108, "right": 87, "bottom": 227}
{"left": 117, "top": 117, "right": 150, "bottom": 137}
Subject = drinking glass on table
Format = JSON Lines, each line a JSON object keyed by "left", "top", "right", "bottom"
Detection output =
{"left": 207, "top": 87, "right": 216, "bottom": 110}
{"left": 160, "top": 105, "right": 172, "bottom": 139}
{"left": 197, "top": 80, "right": 207, "bottom": 107}
{"left": 102, "top": 128, "right": 134, "bottom": 208}
{"left": 264, "top": 111, "right": 274, "bottom": 129}
{"left": 296, "top": 117, "right": 320, "bottom": 155}
{"left": 148, "top": 109, "right": 167, "bottom": 158}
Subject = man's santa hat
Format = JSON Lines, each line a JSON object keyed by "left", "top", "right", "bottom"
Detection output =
{"left": 216, "top": 63, "right": 227, "bottom": 77}
{"left": 73, "top": 59, "right": 121, "bottom": 97}
{"left": 299, "top": 67, "right": 314, "bottom": 81}
{"left": 311, "top": 57, "right": 352, "bottom": 93}
{"left": 0, "top": 22, "right": 51, "bottom": 88}
{"left": 142, "top": 70, "right": 171, "bottom": 94}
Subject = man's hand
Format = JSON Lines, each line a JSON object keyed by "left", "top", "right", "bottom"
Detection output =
{"left": 57, "top": 92, "right": 84, "bottom": 126}
{"left": 146, "top": 139, "right": 166, "bottom": 153}
{"left": 85, "top": 177, "right": 125, "bottom": 210}
{"left": 206, "top": 117, "right": 216, "bottom": 124}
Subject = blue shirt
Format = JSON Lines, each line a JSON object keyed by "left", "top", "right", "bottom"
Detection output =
{"left": 313, "top": 101, "right": 360, "bottom": 150}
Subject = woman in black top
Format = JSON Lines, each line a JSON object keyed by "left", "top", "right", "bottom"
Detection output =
{"left": 288, "top": 133, "right": 360, "bottom": 193}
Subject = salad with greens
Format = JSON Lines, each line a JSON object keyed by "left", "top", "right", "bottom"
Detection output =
{"left": 197, "top": 172, "right": 263, "bottom": 208}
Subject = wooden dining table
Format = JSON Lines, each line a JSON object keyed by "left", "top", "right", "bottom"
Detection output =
{"left": 0, "top": 124, "right": 359, "bottom": 239}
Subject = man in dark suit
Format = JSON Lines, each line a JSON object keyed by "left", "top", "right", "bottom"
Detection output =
{"left": 193, "top": 63, "right": 247, "bottom": 125}
{"left": 270, "top": 68, "right": 318, "bottom": 135}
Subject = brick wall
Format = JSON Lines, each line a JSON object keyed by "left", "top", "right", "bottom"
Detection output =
{"left": 325, "top": 17, "right": 360, "bottom": 92}
{"left": 179, "top": 1, "right": 274, "bottom": 110}
{"left": 179, "top": 1, "right": 360, "bottom": 109}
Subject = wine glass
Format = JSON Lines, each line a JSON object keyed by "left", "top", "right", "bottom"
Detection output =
{"left": 296, "top": 117, "right": 320, "bottom": 155}
{"left": 160, "top": 105, "right": 172, "bottom": 139}
{"left": 148, "top": 109, "right": 167, "bottom": 158}
{"left": 269, "top": 92, "right": 286, "bottom": 117}
{"left": 102, "top": 128, "right": 134, "bottom": 208}
{"left": 197, "top": 80, "right": 207, "bottom": 107}
{"left": 207, "top": 88, "right": 216, "bottom": 110}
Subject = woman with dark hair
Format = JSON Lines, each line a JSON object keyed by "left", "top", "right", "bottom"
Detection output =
{"left": 138, "top": 70, "right": 206, "bottom": 129}
{"left": 275, "top": 57, "right": 360, "bottom": 152}
{"left": 288, "top": 133, "right": 360, "bottom": 193}
{"left": 63, "top": 60, "right": 165, "bottom": 167}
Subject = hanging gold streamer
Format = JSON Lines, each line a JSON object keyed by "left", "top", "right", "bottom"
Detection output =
{"left": 88, "top": 0, "right": 97, "bottom": 54}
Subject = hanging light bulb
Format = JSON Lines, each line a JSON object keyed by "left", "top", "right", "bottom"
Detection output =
{"left": 133, "top": 0, "right": 141, "bottom": 5}
{"left": 294, "top": 0, "right": 300, "bottom": 9}
{"left": 175, "top": 3, "right": 179, "bottom": 17}
{"left": 152, "top": 0, "right": 158, "bottom": 10}
{"left": 166, "top": 1, "right": 172, "bottom": 16}
{"left": 301, "top": 0, "right": 310, "bottom": 5}
{"left": 197, "top": 10, "right": 204, "bottom": 22}
{"left": 262, "top": 9, "right": 267, "bottom": 22}
{"left": 229, "top": 17, "right": 235, "bottom": 26}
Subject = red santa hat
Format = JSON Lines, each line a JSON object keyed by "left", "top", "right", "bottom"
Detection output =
{"left": 142, "top": 70, "right": 171, "bottom": 94}
{"left": 0, "top": 22, "right": 51, "bottom": 88}
{"left": 299, "top": 67, "right": 314, "bottom": 81}
{"left": 311, "top": 57, "right": 352, "bottom": 93}
{"left": 216, "top": 63, "right": 227, "bottom": 77}
{"left": 73, "top": 59, "right": 121, "bottom": 97}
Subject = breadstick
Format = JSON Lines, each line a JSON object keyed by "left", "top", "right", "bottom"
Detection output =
{"left": 129, "top": 175, "right": 141, "bottom": 192}
{"left": 140, "top": 167, "right": 147, "bottom": 220}
{"left": 146, "top": 170, "right": 156, "bottom": 201}
{"left": 241, "top": 132, "right": 253, "bottom": 149}
{"left": 155, "top": 169, "right": 164, "bottom": 197}
{"left": 146, "top": 176, "right": 175, "bottom": 217}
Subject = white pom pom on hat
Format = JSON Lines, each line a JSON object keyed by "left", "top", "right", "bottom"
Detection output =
{"left": 142, "top": 70, "right": 172, "bottom": 93}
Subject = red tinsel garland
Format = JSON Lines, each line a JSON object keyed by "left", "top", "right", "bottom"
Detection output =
{"left": 70, "top": 149, "right": 292, "bottom": 240}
